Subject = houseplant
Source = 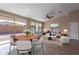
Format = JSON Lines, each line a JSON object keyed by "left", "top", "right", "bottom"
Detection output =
{"left": 23, "top": 29, "right": 31, "bottom": 37}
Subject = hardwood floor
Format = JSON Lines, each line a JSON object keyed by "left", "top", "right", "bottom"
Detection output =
{"left": 43, "top": 39, "right": 79, "bottom": 55}
{"left": 0, "top": 34, "right": 79, "bottom": 55}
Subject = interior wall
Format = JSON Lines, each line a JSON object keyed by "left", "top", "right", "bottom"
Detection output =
{"left": 44, "top": 15, "right": 70, "bottom": 32}
{"left": 44, "top": 10, "right": 79, "bottom": 34}
{"left": 69, "top": 10, "right": 79, "bottom": 23}
{"left": 0, "top": 10, "right": 43, "bottom": 33}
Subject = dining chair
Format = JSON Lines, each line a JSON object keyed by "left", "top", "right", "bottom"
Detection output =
{"left": 32, "top": 36, "right": 44, "bottom": 54}
{"left": 9, "top": 35, "right": 16, "bottom": 54}
{"left": 44, "top": 35, "right": 48, "bottom": 40}
{"left": 15, "top": 40, "right": 32, "bottom": 55}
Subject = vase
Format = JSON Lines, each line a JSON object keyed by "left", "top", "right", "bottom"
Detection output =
{"left": 26, "top": 33, "right": 29, "bottom": 37}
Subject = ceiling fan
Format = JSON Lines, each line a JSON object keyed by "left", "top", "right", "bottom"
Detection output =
{"left": 46, "top": 11, "right": 62, "bottom": 19}
{"left": 46, "top": 14, "right": 54, "bottom": 19}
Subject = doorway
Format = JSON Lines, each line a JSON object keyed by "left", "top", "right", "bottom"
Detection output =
{"left": 69, "top": 22, "right": 78, "bottom": 40}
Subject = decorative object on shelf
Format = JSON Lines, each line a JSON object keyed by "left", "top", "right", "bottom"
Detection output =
{"left": 23, "top": 29, "right": 31, "bottom": 37}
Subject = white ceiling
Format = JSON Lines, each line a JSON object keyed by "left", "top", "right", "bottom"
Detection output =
{"left": 0, "top": 3, "right": 79, "bottom": 22}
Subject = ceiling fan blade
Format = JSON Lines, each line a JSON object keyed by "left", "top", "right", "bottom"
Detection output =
{"left": 46, "top": 14, "right": 54, "bottom": 19}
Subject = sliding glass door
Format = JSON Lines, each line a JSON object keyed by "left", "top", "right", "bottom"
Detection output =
{"left": 31, "top": 21, "right": 42, "bottom": 34}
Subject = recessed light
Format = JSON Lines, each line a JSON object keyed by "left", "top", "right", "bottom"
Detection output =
{"left": 26, "top": 9, "right": 30, "bottom": 12}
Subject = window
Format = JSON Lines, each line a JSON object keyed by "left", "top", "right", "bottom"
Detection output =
{"left": 31, "top": 22, "right": 42, "bottom": 34}
{"left": 14, "top": 20, "right": 26, "bottom": 33}
{"left": 0, "top": 16, "right": 27, "bottom": 35}
{"left": 36, "top": 23, "right": 39, "bottom": 33}
{"left": 0, "top": 18, "right": 14, "bottom": 35}
{"left": 38, "top": 23, "right": 42, "bottom": 33}
{"left": 31, "top": 22, "right": 35, "bottom": 33}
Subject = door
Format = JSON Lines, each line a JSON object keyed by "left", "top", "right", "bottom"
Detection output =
{"left": 69, "top": 22, "right": 78, "bottom": 40}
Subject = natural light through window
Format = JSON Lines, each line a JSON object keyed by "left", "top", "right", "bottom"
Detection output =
{"left": 0, "top": 19, "right": 26, "bottom": 25}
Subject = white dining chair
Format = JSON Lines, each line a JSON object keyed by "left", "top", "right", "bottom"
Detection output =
{"left": 32, "top": 36, "right": 44, "bottom": 54}
{"left": 0, "top": 38, "right": 10, "bottom": 55}
{"left": 9, "top": 35, "right": 16, "bottom": 54}
{"left": 15, "top": 40, "right": 32, "bottom": 55}
{"left": 44, "top": 35, "right": 48, "bottom": 40}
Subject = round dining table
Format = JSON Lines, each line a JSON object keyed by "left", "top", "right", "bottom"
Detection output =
{"left": 15, "top": 34, "right": 39, "bottom": 41}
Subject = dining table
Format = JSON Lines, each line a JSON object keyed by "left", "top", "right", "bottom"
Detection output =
{"left": 15, "top": 34, "right": 39, "bottom": 41}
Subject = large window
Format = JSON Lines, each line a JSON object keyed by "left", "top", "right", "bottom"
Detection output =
{"left": 0, "top": 18, "right": 14, "bottom": 35}
{"left": 31, "top": 22, "right": 35, "bottom": 33}
{"left": 14, "top": 20, "right": 26, "bottom": 33}
{"left": 0, "top": 16, "right": 26, "bottom": 35}
{"left": 38, "top": 23, "right": 42, "bottom": 33}
{"left": 31, "top": 22, "right": 42, "bottom": 34}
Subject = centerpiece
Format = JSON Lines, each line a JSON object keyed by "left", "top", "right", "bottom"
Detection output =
{"left": 23, "top": 29, "right": 31, "bottom": 37}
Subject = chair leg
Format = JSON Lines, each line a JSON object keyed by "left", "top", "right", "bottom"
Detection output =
{"left": 28, "top": 49, "right": 32, "bottom": 54}
{"left": 32, "top": 46, "right": 34, "bottom": 54}
{"left": 31, "top": 41, "right": 34, "bottom": 55}
{"left": 17, "top": 50, "right": 19, "bottom": 55}
{"left": 8, "top": 45, "right": 11, "bottom": 55}
{"left": 41, "top": 43, "right": 44, "bottom": 54}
